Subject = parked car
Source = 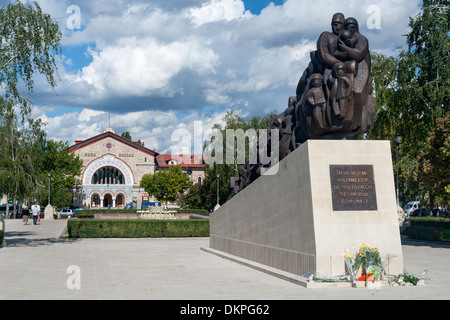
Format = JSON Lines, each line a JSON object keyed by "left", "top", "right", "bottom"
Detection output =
{"left": 58, "top": 208, "right": 75, "bottom": 218}
{"left": 404, "top": 201, "right": 426, "bottom": 217}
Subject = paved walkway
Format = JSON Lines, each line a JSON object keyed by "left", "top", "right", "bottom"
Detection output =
{"left": 1, "top": 218, "right": 450, "bottom": 301}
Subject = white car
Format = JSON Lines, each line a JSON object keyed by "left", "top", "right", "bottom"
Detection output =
{"left": 404, "top": 201, "right": 424, "bottom": 217}
{"left": 58, "top": 208, "right": 75, "bottom": 218}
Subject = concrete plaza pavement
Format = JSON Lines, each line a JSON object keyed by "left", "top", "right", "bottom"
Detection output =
{"left": 1, "top": 217, "right": 450, "bottom": 300}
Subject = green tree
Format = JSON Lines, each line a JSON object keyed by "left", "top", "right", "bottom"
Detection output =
{"left": 205, "top": 163, "right": 237, "bottom": 208}
{"left": 179, "top": 164, "right": 235, "bottom": 211}
{"left": 0, "top": 104, "right": 47, "bottom": 219}
{"left": 417, "top": 111, "right": 450, "bottom": 205}
{"left": 121, "top": 131, "right": 132, "bottom": 140}
{"left": 179, "top": 182, "right": 205, "bottom": 209}
{"left": 368, "top": 0, "right": 449, "bottom": 205}
{"left": 140, "top": 165, "right": 192, "bottom": 204}
{"left": 196, "top": 110, "right": 278, "bottom": 209}
{"left": 121, "top": 131, "right": 145, "bottom": 146}
{"left": 0, "top": 117, "right": 82, "bottom": 211}
{"left": 0, "top": 1, "right": 62, "bottom": 117}
{"left": 0, "top": 106, "right": 28, "bottom": 217}
{"left": 370, "top": 1, "right": 449, "bottom": 149}
{"left": 38, "top": 140, "right": 83, "bottom": 208}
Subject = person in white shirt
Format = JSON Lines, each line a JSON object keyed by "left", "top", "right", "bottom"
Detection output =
{"left": 31, "top": 203, "right": 40, "bottom": 225}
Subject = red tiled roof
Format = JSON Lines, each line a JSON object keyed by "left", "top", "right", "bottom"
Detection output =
{"left": 67, "top": 130, "right": 205, "bottom": 169}
{"left": 68, "top": 130, "right": 158, "bottom": 156}
{"left": 156, "top": 154, "right": 204, "bottom": 168}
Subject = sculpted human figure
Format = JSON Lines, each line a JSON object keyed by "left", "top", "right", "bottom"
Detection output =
{"left": 327, "top": 63, "right": 353, "bottom": 126}
{"left": 229, "top": 13, "right": 376, "bottom": 199}
{"left": 317, "top": 12, "right": 346, "bottom": 69}
{"left": 308, "top": 74, "right": 326, "bottom": 106}
{"left": 296, "top": 12, "right": 345, "bottom": 100}
{"left": 337, "top": 18, "right": 370, "bottom": 74}
{"left": 340, "top": 30, "right": 358, "bottom": 48}
{"left": 335, "top": 29, "right": 358, "bottom": 62}
{"left": 307, "top": 73, "right": 327, "bottom": 129}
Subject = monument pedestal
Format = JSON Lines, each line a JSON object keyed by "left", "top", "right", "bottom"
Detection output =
{"left": 44, "top": 204, "right": 54, "bottom": 220}
{"left": 210, "top": 140, "right": 403, "bottom": 278}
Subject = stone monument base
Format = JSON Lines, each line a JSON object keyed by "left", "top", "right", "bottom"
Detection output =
{"left": 209, "top": 140, "right": 403, "bottom": 279}
{"left": 44, "top": 204, "right": 54, "bottom": 220}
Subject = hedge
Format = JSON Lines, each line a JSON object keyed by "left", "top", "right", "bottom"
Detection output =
{"left": 402, "top": 217, "right": 450, "bottom": 243}
{"left": 409, "top": 217, "right": 450, "bottom": 229}
{"left": 403, "top": 226, "right": 450, "bottom": 243}
{"left": 75, "top": 209, "right": 138, "bottom": 219}
{"left": 175, "top": 209, "right": 209, "bottom": 216}
{"left": 81, "top": 209, "right": 139, "bottom": 214}
{"left": 75, "top": 208, "right": 209, "bottom": 218}
{"left": 67, "top": 219, "right": 209, "bottom": 238}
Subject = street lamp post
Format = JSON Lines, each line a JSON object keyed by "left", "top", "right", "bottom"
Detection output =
{"left": 216, "top": 174, "right": 220, "bottom": 207}
{"left": 395, "top": 136, "right": 402, "bottom": 207}
{"left": 44, "top": 172, "right": 54, "bottom": 220}
{"left": 48, "top": 172, "right": 51, "bottom": 206}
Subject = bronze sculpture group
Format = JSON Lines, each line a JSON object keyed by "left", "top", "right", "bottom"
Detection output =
{"left": 229, "top": 13, "right": 376, "bottom": 198}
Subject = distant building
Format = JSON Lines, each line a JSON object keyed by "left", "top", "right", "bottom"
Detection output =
{"left": 68, "top": 127, "right": 204, "bottom": 209}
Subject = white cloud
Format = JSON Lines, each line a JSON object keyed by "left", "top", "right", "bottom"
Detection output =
{"left": 78, "top": 109, "right": 105, "bottom": 122}
{"left": 189, "top": 0, "right": 252, "bottom": 26}
{"left": 74, "top": 37, "right": 219, "bottom": 98}
{"left": 34, "top": 106, "right": 228, "bottom": 155}
{"left": 45, "top": 0, "right": 421, "bottom": 108}
{"left": 230, "top": 41, "right": 315, "bottom": 92}
{"left": 36, "top": 109, "right": 113, "bottom": 146}
{"left": 23, "top": 0, "right": 422, "bottom": 152}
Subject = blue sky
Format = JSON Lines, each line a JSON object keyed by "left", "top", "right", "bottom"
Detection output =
{"left": 244, "top": 0, "right": 285, "bottom": 14}
{"left": 46, "top": 0, "right": 287, "bottom": 117}
{"left": 13, "top": 0, "right": 421, "bottom": 153}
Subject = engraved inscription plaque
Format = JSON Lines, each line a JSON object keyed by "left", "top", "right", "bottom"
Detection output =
{"left": 330, "top": 165, "right": 377, "bottom": 211}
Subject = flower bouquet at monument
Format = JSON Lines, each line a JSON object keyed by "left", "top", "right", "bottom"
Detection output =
{"left": 344, "top": 252, "right": 357, "bottom": 287}
{"left": 354, "top": 244, "right": 387, "bottom": 286}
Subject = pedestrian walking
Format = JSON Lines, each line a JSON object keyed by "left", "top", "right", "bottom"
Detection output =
{"left": 31, "top": 203, "right": 40, "bottom": 225}
{"left": 22, "top": 206, "right": 29, "bottom": 225}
